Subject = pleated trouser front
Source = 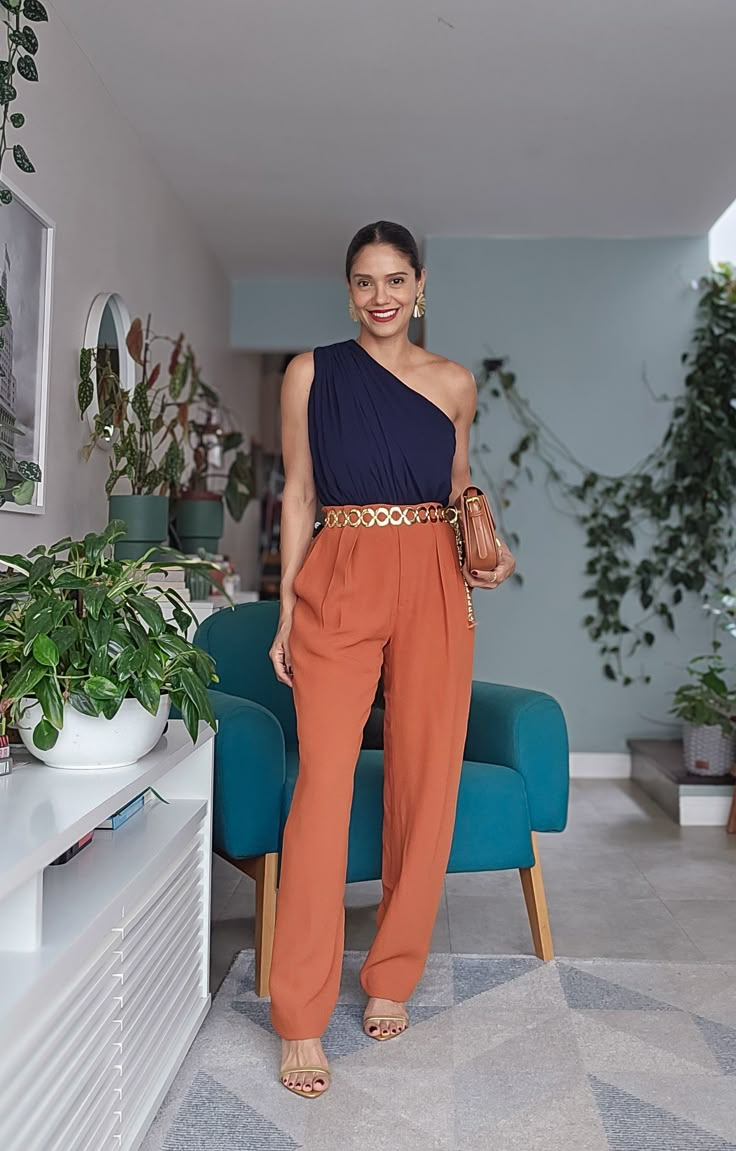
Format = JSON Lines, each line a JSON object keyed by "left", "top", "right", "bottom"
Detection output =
{"left": 269, "top": 508, "right": 474, "bottom": 1040}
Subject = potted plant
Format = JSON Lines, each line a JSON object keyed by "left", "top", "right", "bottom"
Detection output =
{"left": 78, "top": 317, "right": 191, "bottom": 559}
{"left": 670, "top": 650, "right": 736, "bottom": 777}
{"left": 0, "top": 520, "right": 218, "bottom": 769}
{"left": 172, "top": 387, "right": 253, "bottom": 555}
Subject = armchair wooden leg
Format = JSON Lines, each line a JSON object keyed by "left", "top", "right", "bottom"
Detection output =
{"left": 218, "top": 851, "right": 279, "bottom": 997}
{"left": 727, "top": 783, "right": 736, "bottom": 834}
{"left": 253, "top": 852, "right": 278, "bottom": 997}
{"left": 519, "top": 832, "right": 554, "bottom": 961}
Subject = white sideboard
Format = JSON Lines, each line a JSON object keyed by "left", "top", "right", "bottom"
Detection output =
{"left": 0, "top": 722, "right": 215, "bottom": 1151}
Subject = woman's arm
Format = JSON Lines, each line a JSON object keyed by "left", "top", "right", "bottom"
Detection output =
{"left": 269, "top": 352, "right": 317, "bottom": 685}
{"left": 279, "top": 353, "right": 318, "bottom": 614}
{"left": 447, "top": 364, "right": 517, "bottom": 590}
{"left": 449, "top": 366, "right": 477, "bottom": 503}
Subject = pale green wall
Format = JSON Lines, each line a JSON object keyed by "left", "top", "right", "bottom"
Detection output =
{"left": 424, "top": 236, "right": 711, "bottom": 751}
{"left": 231, "top": 277, "right": 354, "bottom": 350}
{"left": 230, "top": 277, "right": 423, "bottom": 350}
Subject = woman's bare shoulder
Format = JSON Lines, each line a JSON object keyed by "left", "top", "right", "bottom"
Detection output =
{"left": 284, "top": 350, "right": 315, "bottom": 381}
{"left": 414, "top": 351, "right": 475, "bottom": 423}
{"left": 414, "top": 348, "right": 473, "bottom": 383}
{"left": 281, "top": 351, "right": 315, "bottom": 401}
{"left": 420, "top": 351, "right": 475, "bottom": 397}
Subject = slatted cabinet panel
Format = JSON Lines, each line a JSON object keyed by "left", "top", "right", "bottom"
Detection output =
{"left": 118, "top": 828, "right": 207, "bottom": 1146}
{"left": 0, "top": 727, "right": 214, "bottom": 1151}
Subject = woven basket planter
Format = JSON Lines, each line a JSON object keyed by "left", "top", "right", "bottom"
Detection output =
{"left": 682, "top": 722, "right": 735, "bottom": 777}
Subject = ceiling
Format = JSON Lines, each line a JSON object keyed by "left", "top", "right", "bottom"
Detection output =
{"left": 55, "top": 0, "right": 736, "bottom": 274}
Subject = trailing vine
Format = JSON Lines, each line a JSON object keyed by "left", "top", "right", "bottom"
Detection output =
{"left": 475, "top": 266, "right": 736, "bottom": 686}
{"left": 0, "top": 0, "right": 47, "bottom": 205}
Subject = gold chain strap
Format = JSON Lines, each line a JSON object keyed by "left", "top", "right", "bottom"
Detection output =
{"left": 450, "top": 517, "right": 475, "bottom": 628}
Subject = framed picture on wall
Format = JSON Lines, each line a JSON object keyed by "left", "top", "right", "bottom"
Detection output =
{"left": 0, "top": 174, "right": 53, "bottom": 514}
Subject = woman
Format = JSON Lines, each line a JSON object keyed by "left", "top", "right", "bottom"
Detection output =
{"left": 268, "top": 221, "right": 516, "bottom": 1098}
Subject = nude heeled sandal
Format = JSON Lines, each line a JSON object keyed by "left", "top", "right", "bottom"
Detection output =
{"left": 279, "top": 1067, "right": 331, "bottom": 1099}
{"left": 362, "top": 1011, "right": 409, "bottom": 1041}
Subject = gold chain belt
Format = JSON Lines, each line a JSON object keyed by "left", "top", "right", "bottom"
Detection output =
{"left": 323, "top": 503, "right": 458, "bottom": 529}
{"left": 321, "top": 503, "right": 474, "bottom": 627}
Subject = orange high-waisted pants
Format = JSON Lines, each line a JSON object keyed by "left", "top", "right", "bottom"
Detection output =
{"left": 269, "top": 505, "right": 475, "bottom": 1040}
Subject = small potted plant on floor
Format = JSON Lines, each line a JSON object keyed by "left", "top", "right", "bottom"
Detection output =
{"left": 79, "top": 317, "right": 193, "bottom": 559}
{"left": 670, "top": 649, "right": 736, "bottom": 776}
{"left": 0, "top": 520, "right": 218, "bottom": 769}
{"left": 172, "top": 386, "right": 253, "bottom": 555}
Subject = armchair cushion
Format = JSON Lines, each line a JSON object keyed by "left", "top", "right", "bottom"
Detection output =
{"left": 196, "top": 604, "right": 298, "bottom": 748}
{"left": 208, "top": 690, "right": 286, "bottom": 859}
{"left": 448, "top": 760, "right": 534, "bottom": 871}
{"left": 465, "top": 683, "right": 569, "bottom": 832}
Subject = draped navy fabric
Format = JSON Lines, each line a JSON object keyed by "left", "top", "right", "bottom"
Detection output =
{"left": 308, "top": 340, "right": 456, "bottom": 507}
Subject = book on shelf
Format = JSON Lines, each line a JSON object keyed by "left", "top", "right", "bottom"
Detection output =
{"left": 50, "top": 831, "right": 94, "bottom": 866}
{"left": 143, "top": 567, "right": 188, "bottom": 588}
{"left": 141, "top": 566, "right": 192, "bottom": 603}
{"left": 96, "top": 792, "right": 146, "bottom": 830}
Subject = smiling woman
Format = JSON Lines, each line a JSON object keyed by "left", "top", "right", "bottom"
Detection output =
{"left": 266, "top": 219, "right": 516, "bottom": 1099}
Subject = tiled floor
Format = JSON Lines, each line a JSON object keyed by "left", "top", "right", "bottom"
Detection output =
{"left": 210, "top": 779, "right": 736, "bottom": 991}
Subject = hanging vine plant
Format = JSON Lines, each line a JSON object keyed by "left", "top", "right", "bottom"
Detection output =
{"left": 0, "top": 0, "right": 47, "bottom": 205}
{"left": 475, "top": 265, "right": 736, "bottom": 686}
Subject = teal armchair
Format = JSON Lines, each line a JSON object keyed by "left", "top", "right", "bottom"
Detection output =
{"left": 196, "top": 601, "right": 569, "bottom": 996}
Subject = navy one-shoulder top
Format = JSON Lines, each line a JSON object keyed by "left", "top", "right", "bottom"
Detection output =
{"left": 307, "top": 340, "right": 456, "bottom": 507}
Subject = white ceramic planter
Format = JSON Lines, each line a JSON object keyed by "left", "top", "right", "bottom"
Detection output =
{"left": 17, "top": 695, "right": 171, "bottom": 769}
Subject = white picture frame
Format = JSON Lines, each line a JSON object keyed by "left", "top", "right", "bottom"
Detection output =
{"left": 0, "top": 172, "right": 54, "bottom": 514}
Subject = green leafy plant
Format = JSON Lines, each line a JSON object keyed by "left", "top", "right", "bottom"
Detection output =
{"left": 180, "top": 396, "right": 253, "bottom": 522}
{"left": 704, "top": 580, "right": 736, "bottom": 643}
{"left": 79, "top": 317, "right": 195, "bottom": 497}
{"left": 0, "top": 0, "right": 47, "bottom": 205}
{"left": 476, "top": 266, "right": 736, "bottom": 685}
{"left": 0, "top": 520, "right": 219, "bottom": 750}
{"left": 670, "top": 650, "right": 736, "bottom": 738}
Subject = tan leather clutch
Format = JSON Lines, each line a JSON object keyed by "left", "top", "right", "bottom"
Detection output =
{"left": 454, "top": 486, "right": 501, "bottom": 574}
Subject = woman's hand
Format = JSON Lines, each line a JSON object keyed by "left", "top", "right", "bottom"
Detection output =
{"left": 464, "top": 539, "right": 516, "bottom": 590}
{"left": 270, "top": 616, "right": 294, "bottom": 687}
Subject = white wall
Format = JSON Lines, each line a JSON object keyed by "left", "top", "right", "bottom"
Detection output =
{"left": 1, "top": 3, "right": 259, "bottom": 584}
{"left": 710, "top": 197, "right": 736, "bottom": 266}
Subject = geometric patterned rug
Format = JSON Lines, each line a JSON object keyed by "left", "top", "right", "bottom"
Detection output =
{"left": 140, "top": 951, "right": 736, "bottom": 1151}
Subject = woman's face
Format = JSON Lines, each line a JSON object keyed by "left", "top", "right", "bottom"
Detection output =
{"left": 348, "top": 244, "right": 425, "bottom": 337}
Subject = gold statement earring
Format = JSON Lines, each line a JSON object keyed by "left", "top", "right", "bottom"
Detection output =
{"left": 348, "top": 297, "right": 359, "bottom": 323}
{"left": 413, "top": 290, "right": 427, "bottom": 319}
